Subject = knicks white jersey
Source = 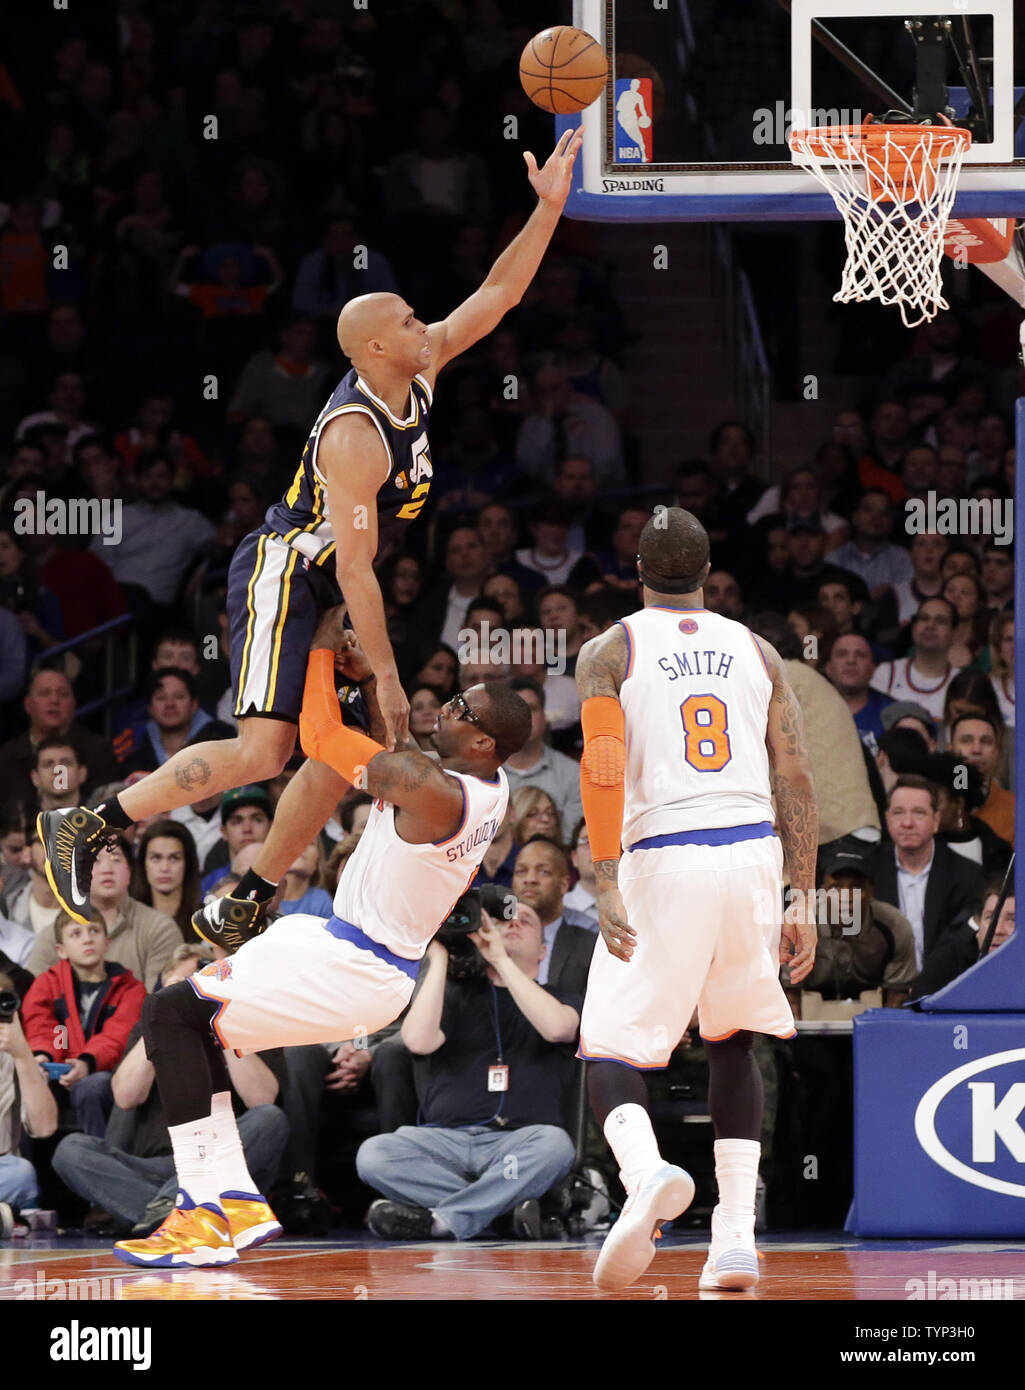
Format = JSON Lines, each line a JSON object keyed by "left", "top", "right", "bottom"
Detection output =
{"left": 332, "top": 767, "right": 509, "bottom": 959}
{"left": 618, "top": 607, "right": 774, "bottom": 845}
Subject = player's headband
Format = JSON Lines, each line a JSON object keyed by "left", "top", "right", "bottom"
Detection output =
{"left": 636, "top": 555, "right": 709, "bottom": 595}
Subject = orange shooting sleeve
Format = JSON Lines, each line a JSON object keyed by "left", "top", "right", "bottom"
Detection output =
{"left": 299, "top": 648, "right": 386, "bottom": 785}
{"left": 579, "top": 695, "right": 626, "bottom": 863}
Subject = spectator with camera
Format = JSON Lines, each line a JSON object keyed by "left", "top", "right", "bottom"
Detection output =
{"left": 356, "top": 893, "right": 581, "bottom": 1242}
{"left": 22, "top": 915, "right": 145, "bottom": 1138}
{"left": 0, "top": 976, "right": 58, "bottom": 1232}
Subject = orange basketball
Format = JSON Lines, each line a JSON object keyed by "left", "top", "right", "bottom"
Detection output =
{"left": 519, "top": 25, "right": 609, "bottom": 115}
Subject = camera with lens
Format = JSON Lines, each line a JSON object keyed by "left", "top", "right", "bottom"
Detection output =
{"left": 0, "top": 990, "right": 20, "bottom": 1025}
{"left": 435, "top": 884, "right": 518, "bottom": 980}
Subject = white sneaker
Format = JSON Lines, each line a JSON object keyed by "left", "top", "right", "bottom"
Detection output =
{"left": 592, "top": 1164, "right": 694, "bottom": 1292}
{"left": 698, "top": 1209, "right": 759, "bottom": 1291}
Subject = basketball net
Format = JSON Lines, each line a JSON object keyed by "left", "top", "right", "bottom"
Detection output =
{"left": 789, "top": 117, "right": 972, "bottom": 328}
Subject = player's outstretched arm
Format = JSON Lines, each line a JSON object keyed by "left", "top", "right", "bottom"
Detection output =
{"left": 423, "top": 128, "right": 584, "bottom": 381}
{"left": 319, "top": 413, "right": 409, "bottom": 749}
{"left": 756, "top": 635, "right": 819, "bottom": 985}
{"left": 575, "top": 625, "right": 636, "bottom": 963}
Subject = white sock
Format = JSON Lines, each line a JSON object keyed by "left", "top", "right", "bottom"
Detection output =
{"left": 210, "top": 1091, "right": 259, "bottom": 1198}
{"left": 168, "top": 1116, "right": 222, "bottom": 1210}
{"left": 603, "top": 1104, "right": 663, "bottom": 1194}
{"left": 712, "top": 1138, "right": 760, "bottom": 1245}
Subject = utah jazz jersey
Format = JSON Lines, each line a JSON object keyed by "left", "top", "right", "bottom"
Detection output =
{"left": 264, "top": 369, "right": 434, "bottom": 567}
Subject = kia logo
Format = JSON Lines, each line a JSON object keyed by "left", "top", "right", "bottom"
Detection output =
{"left": 914, "top": 1049, "right": 1025, "bottom": 1198}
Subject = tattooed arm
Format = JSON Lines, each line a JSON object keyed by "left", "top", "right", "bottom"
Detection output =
{"left": 755, "top": 635, "right": 819, "bottom": 984}
{"left": 575, "top": 624, "right": 636, "bottom": 961}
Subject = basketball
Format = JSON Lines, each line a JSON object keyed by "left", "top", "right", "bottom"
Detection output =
{"left": 519, "top": 25, "right": 609, "bottom": 115}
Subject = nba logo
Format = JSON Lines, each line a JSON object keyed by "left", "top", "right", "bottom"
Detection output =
{"left": 679, "top": 618, "right": 698, "bottom": 634}
{"left": 614, "top": 78, "right": 653, "bottom": 163}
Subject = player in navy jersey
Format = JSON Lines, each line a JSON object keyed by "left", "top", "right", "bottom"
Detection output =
{"left": 40, "top": 130, "right": 584, "bottom": 946}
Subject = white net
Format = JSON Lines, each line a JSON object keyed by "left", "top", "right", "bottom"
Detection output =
{"left": 789, "top": 122, "right": 972, "bottom": 328}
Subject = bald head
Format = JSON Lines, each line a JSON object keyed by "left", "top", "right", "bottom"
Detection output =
{"left": 337, "top": 293, "right": 405, "bottom": 361}
{"left": 638, "top": 507, "right": 710, "bottom": 595}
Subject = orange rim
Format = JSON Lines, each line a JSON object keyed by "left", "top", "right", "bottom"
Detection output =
{"left": 790, "top": 119, "right": 971, "bottom": 204}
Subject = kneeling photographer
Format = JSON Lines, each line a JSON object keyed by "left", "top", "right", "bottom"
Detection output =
{"left": 356, "top": 885, "right": 582, "bottom": 1241}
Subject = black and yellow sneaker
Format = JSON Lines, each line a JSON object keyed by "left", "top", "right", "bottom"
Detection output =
{"left": 37, "top": 808, "right": 112, "bottom": 925}
{"left": 192, "top": 896, "right": 267, "bottom": 954}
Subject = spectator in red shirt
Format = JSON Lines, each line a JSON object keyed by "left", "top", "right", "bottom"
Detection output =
{"left": 170, "top": 243, "right": 282, "bottom": 320}
{"left": 22, "top": 914, "right": 144, "bottom": 1137}
{"left": 0, "top": 197, "right": 49, "bottom": 315}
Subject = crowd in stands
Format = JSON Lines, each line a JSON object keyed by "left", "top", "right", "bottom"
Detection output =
{"left": 0, "top": 1, "right": 1018, "bottom": 1241}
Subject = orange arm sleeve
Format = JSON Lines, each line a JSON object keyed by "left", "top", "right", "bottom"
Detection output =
{"left": 579, "top": 695, "right": 626, "bottom": 864}
{"left": 299, "top": 648, "right": 386, "bottom": 786}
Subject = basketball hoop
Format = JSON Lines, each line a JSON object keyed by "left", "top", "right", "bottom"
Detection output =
{"left": 789, "top": 114, "right": 972, "bottom": 328}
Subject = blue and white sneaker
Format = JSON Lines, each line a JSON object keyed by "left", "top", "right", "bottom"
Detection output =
{"left": 698, "top": 1208, "right": 760, "bottom": 1291}
{"left": 592, "top": 1163, "right": 695, "bottom": 1292}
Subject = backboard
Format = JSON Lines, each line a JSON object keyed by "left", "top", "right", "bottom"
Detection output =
{"left": 561, "top": 0, "right": 1025, "bottom": 221}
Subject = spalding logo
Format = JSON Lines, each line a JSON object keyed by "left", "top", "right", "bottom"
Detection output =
{"left": 914, "top": 1048, "right": 1025, "bottom": 1198}
{"left": 679, "top": 618, "right": 698, "bottom": 635}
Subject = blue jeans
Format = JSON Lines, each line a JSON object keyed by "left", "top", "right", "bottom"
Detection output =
{"left": 69, "top": 1071, "right": 114, "bottom": 1139}
{"left": 52, "top": 1105, "right": 289, "bottom": 1227}
{"left": 356, "top": 1123, "right": 575, "bottom": 1240}
{"left": 0, "top": 1154, "right": 39, "bottom": 1209}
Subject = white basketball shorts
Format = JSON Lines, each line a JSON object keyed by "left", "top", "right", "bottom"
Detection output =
{"left": 579, "top": 835, "right": 796, "bottom": 1069}
{"left": 188, "top": 913, "right": 418, "bottom": 1055}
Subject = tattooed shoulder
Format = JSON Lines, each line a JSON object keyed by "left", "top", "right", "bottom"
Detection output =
{"left": 576, "top": 624, "right": 628, "bottom": 700}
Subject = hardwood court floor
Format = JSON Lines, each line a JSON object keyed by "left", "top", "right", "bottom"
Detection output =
{"left": 2, "top": 1233, "right": 1024, "bottom": 1300}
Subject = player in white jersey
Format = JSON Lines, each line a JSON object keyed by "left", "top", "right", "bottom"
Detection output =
{"left": 114, "top": 609, "right": 530, "bottom": 1269}
{"left": 575, "top": 508, "right": 818, "bottom": 1293}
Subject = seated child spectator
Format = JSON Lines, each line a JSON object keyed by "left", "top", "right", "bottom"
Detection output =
{"left": 22, "top": 915, "right": 145, "bottom": 1137}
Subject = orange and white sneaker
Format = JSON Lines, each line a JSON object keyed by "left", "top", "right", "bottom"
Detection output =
{"left": 114, "top": 1192, "right": 238, "bottom": 1268}
{"left": 221, "top": 1192, "right": 283, "bottom": 1252}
